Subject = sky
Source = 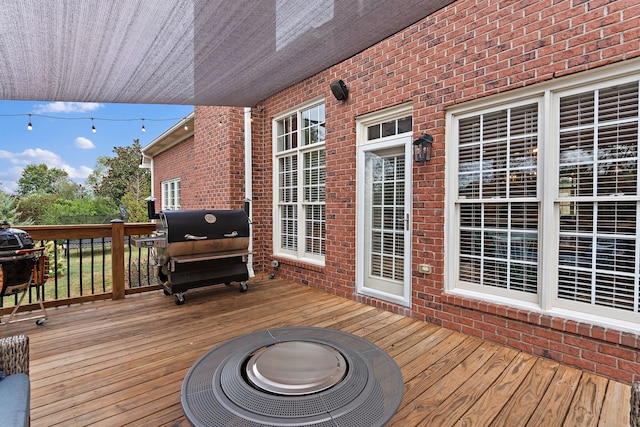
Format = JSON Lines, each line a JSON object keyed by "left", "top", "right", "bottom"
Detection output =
{"left": 0, "top": 101, "right": 194, "bottom": 195}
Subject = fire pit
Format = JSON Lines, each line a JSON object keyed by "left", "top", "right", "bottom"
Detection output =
{"left": 181, "top": 327, "right": 404, "bottom": 426}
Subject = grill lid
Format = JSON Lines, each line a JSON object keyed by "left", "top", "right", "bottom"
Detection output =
{"left": 160, "top": 210, "right": 249, "bottom": 242}
{"left": 0, "top": 221, "right": 35, "bottom": 252}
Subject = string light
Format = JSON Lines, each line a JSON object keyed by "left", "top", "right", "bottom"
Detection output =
{"left": 2, "top": 113, "right": 195, "bottom": 133}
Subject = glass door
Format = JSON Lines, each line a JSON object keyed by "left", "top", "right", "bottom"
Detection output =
{"left": 357, "top": 136, "right": 412, "bottom": 306}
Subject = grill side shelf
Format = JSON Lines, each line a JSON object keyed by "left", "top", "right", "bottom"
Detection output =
{"left": 131, "top": 237, "right": 166, "bottom": 248}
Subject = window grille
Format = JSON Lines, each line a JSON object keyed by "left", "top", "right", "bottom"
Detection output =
{"left": 275, "top": 102, "right": 326, "bottom": 260}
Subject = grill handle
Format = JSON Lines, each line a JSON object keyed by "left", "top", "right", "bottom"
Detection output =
{"left": 224, "top": 231, "right": 239, "bottom": 238}
{"left": 184, "top": 234, "right": 207, "bottom": 241}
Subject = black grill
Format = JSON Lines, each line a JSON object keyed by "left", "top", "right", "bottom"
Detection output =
{"left": 0, "top": 221, "right": 39, "bottom": 295}
{"left": 132, "top": 209, "right": 251, "bottom": 305}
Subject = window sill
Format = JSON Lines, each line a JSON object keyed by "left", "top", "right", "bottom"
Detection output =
{"left": 271, "top": 256, "right": 325, "bottom": 273}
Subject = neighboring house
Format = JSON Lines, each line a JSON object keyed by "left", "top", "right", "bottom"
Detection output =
{"left": 142, "top": 0, "right": 640, "bottom": 384}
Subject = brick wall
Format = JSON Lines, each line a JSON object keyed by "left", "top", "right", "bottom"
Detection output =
{"left": 153, "top": 134, "right": 194, "bottom": 212}
{"left": 155, "top": 0, "right": 640, "bottom": 383}
{"left": 153, "top": 106, "right": 247, "bottom": 212}
{"left": 252, "top": 0, "right": 640, "bottom": 383}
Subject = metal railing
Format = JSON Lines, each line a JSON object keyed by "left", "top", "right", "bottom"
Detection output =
{"left": 0, "top": 221, "right": 158, "bottom": 315}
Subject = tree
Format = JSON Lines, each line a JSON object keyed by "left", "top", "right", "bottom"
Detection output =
{"left": 85, "top": 156, "right": 110, "bottom": 196}
{"left": 39, "top": 196, "right": 118, "bottom": 225}
{"left": 95, "top": 140, "right": 149, "bottom": 205}
{"left": 15, "top": 192, "right": 58, "bottom": 224}
{"left": 16, "top": 164, "right": 74, "bottom": 196}
{"left": 0, "top": 190, "right": 33, "bottom": 225}
{"left": 93, "top": 139, "right": 151, "bottom": 222}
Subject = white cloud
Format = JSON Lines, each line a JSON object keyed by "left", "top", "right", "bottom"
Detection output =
{"left": 63, "top": 165, "right": 93, "bottom": 180}
{"left": 11, "top": 148, "right": 62, "bottom": 166}
{"left": 75, "top": 137, "right": 95, "bottom": 149}
{"left": 0, "top": 148, "right": 93, "bottom": 193}
{"left": 33, "top": 102, "right": 104, "bottom": 114}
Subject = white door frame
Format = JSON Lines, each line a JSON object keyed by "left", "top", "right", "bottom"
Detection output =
{"left": 356, "top": 132, "right": 413, "bottom": 307}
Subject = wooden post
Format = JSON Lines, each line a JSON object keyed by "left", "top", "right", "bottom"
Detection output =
{"left": 632, "top": 382, "right": 640, "bottom": 427}
{"left": 111, "top": 220, "right": 125, "bottom": 300}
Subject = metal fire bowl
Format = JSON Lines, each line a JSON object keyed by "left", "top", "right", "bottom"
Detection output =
{"left": 181, "top": 327, "right": 404, "bottom": 427}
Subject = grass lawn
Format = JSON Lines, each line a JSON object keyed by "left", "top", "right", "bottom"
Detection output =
{"left": 2, "top": 245, "right": 154, "bottom": 308}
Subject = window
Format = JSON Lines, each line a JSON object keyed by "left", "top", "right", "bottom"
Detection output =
{"left": 449, "top": 71, "right": 640, "bottom": 325}
{"left": 274, "top": 101, "right": 326, "bottom": 262}
{"left": 162, "top": 179, "right": 181, "bottom": 210}
{"left": 456, "top": 104, "right": 539, "bottom": 298}
{"left": 557, "top": 83, "right": 639, "bottom": 314}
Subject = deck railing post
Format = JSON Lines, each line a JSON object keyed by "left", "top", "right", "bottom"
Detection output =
{"left": 111, "top": 220, "right": 126, "bottom": 300}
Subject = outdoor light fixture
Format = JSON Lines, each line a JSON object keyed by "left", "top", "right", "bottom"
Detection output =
{"left": 27, "top": 114, "right": 32, "bottom": 131}
{"left": 91, "top": 118, "right": 96, "bottom": 133}
{"left": 413, "top": 133, "right": 433, "bottom": 163}
{"left": 141, "top": 119, "right": 146, "bottom": 132}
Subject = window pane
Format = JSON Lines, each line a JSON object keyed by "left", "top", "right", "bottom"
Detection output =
{"left": 275, "top": 103, "right": 326, "bottom": 259}
{"left": 367, "top": 124, "right": 380, "bottom": 140}
{"left": 456, "top": 104, "right": 539, "bottom": 295}
{"left": 367, "top": 116, "right": 412, "bottom": 141}
{"left": 397, "top": 116, "right": 412, "bottom": 134}
{"left": 557, "top": 82, "right": 639, "bottom": 313}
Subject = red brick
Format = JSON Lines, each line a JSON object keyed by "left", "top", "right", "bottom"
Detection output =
{"left": 151, "top": 0, "right": 640, "bottom": 383}
{"left": 598, "top": 343, "right": 636, "bottom": 362}
{"left": 564, "top": 355, "right": 596, "bottom": 372}
{"left": 535, "top": 328, "right": 564, "bottom": 343}
{"left": 581, "top": 349, "right": 617, "bottom": 368}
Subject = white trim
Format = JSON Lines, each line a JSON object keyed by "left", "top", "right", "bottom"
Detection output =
{"left": 244, "top": 107, "right": 254, "bottom": 278}
{"left": 272, "top": 99, "right": 327, "bottom": 264}
{"left": 445, "top": 59, "right": 640, "bottom": 327}
{"left": 356, "top": 106, "right": 413, "bottom": 307}
{"left": 161, "top": 178, "right": 181, "bottom": 211}
{"left": 356, "top": 103, "right": 413, "bottom": 131}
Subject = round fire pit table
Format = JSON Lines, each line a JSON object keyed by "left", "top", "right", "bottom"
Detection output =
{"left": 181, "top": 326, "right": 404, "bottom": 426}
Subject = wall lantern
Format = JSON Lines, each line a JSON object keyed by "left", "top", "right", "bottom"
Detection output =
{"left": 413, "top": 133, "right": 433, "bottom": 163}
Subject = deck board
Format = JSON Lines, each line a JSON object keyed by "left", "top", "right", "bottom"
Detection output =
{"left": 0, "top": 276, "right": 631, "bottom": 426}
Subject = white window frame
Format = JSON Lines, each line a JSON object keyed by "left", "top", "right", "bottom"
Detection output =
{"left": 161, "top": 178, "right": 181, "bottom": 211}
{"left": 445, "top": 59, "right": 640, "bottom": 331}
{"left": 272, "top": 98, "right": 326, "bottom": 265}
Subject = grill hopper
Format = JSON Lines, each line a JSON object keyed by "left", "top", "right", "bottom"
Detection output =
{"left": 133, "top": 210, "right": 251, "bottom": 305}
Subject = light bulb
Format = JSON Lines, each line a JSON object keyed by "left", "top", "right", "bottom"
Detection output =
{"left": 27, "top": 114, "right": 32, "bottom": 130}
{"left": 91, "top": 118, "right": 96, "bottom": 133}
{"left": 141, "top": 119, "right": 146, "bottom": 132}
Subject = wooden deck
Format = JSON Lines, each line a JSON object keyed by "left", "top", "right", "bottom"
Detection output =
{"left": 0, "top": 276, "right": 631, "bottom": 426}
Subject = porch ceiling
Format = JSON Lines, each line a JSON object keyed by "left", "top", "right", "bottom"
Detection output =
{"left": 0, "top": 0, "right": 453, "bottom": 107}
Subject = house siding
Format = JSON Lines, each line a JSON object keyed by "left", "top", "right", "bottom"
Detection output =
{"left": 152, "top": 0, "right": 640, "bottom": 383}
